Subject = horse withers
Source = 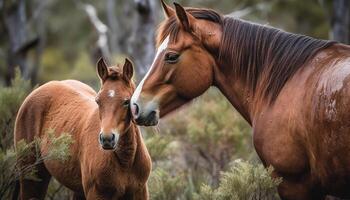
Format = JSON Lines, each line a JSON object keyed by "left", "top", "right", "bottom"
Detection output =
{"left": 14, "top": 58, "right": 151, "bottom": 199}
{"left": 130, "top": 1, "right": 350, "bottom": 199}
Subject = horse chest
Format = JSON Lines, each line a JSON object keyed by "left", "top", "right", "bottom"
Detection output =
{"left": 253, "top": 124, "right": 309, "bottom": 176}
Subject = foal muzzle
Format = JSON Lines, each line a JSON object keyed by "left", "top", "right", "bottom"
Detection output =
{"left": 99, "top": 132, "right": 119, "bottom": 150}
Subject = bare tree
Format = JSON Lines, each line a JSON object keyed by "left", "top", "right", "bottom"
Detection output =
{"left": 331, "top": 0, "right": 350, "bottom": 44}
{"left": 79, "top": 3, "right": 111, "bottom": 63}
{"left": 2, "top": 0, "right": 49, "bottom": 85}
{"left": 81, "top": 0, "right": 158, "bottom": 81}
{"left": 127, "top": 0, "right": 158, "bottom": 81}
{"left": 3, "top": 0, "right": 35, "bottom": 85}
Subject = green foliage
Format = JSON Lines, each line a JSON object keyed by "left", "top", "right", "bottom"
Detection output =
{"left": 145, "top": 133, "right": 172, "bottom": 162}
{"left": 144, "top": 89, "right": 282, "bottom": 200}
{"left": 0, "top": 69, "right": 33, "bottom": 150}
{"left": 196, "top": 160, "right": 282, "bottom": 200}
{"left": 39, "top": 50, "right": 98, "bottom": 88}
{"left": 148, "top": 168, "right": 187, "bottom": 200}
{"left": 148, "top": 159, "right": 282, "bottom": 200}
{"left": 46, "top": 178, "right": 72, "bottom": 200}
{"left": 44, "top": 129, "right": 74, "bottom": 161}
{"left": 152, "top": 89, "right": 253, "bottom": 188}
{"left": 186, "top": 89, "right": 251, "bottom": 158}
{"left": 0, "top": 132, "right": 73, "bottom": 199}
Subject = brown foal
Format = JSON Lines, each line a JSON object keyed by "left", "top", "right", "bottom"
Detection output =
{"left": 15, "top": 58, "right": 151, "bottom": 200}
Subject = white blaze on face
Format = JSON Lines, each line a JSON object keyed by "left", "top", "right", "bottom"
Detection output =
{"left": 131, "top": 36, "right": 170, "bottom": 105}
{"left": 108, "top": 90, "right": 115, "bottom": 98}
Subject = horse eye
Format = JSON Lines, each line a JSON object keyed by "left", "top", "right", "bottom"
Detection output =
{"left": 164, "top": 52, "right": 180, "bottom": 64}
{"left": 123, "top": 99, "right": 130, "bottom": 107}
{"left": 95, "top": 98, "right": 100, "bottom": 105}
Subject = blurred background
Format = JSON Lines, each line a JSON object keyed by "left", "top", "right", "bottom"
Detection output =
{"left": 0, "top": 0, "right": 349, "bottom": 199}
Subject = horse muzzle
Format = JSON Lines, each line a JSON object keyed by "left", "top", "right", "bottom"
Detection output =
{"left": 131, "top": 101, "right": 159, "bottom": 126}
{"left": 99, "top": 132, "right": 119, "bottom": 150}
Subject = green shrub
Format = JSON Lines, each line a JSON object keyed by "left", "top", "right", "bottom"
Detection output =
{"left": 145, "top": 89, "right": 282, "bottom": 200}
{"left": 152, "top": 88, "right": 253, "bottom": 188}
{"left": 148, "top": 168, "right": 187, "bottom": 200}
{"left": 0, "top": 69, "right": 33, "bottom": 150}
{"left": 46, "top": 178, "right": 72, "bottom": 200}
{"left": 195, "top": 160, "right": 282, "bottom": 200}
{"left": 0, "top": 132, "right": 73, "bottom": 199}
{"left": 145, "top": 133, "right": 172, "bottom": 162}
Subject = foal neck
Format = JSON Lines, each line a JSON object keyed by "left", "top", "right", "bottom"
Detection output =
{"left": 114, "top": 125, "right": 138, "bottom": 168}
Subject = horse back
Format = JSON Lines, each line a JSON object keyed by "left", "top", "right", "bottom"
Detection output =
{"left": 14, "top": 80, "right": 97, "bottom": 144}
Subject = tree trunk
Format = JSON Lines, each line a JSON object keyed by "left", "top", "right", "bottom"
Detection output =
{"left": 128, "top": 0, "right": 158, "bottom": 82}
{"left": 3, "top": 0, "right": 43, "bottom": 85}
{"left": 4, "top": 0, "right": 29, "bottom": 85}
{"left": 82, "top": 0, "right": 159, "bottom": 81}
{"left": 331, "top": 0, "right": 350, "bottom": 44}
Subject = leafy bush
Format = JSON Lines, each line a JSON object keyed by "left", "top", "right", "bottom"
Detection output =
{"left": 0, "top": 69, "right": 33, "bottom": 150}
{"left": 46, "top": 178, "right": 72, "bottom": 200}
{"left": 152, "top": 88, "right": 253, "bottom": 187}
{"left": 195, "top": 160, "right": 282, "bottom": 200}
{"left": 145, "top": 89, "right": 282, "bottom": 200}
{"left": 0, "top": 132, "right": 73, "bottom": 199}
{"left": 145, "top": 133, "right": 173, "bottom": 162}
{"left": 148, "top": 168, "right": 187, "bottom": 200}
{"left": 147, "top": 159, "right": 282, "bottom": 200}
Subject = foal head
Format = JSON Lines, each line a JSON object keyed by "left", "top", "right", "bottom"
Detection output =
{"left": 131, "top": 1, "right": 222, "bottom": 126}
{"left": 96, "top": 58, "right": 134, "bottom": 150}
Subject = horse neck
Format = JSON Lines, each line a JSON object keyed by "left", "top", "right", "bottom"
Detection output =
{"left": 114, "top": 124, "right": 138, "bottom": 168}
{"left": 209, "top": 23, "right": 266, "bottom": 125}
{"left": 213, "top": 67, "right": 254, "bottom": 125}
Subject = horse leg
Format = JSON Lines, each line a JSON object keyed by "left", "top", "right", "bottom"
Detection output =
{"left": 84, "top": 189, "right": 102, "bottom": 200}
{"left": 277, "top": 177, "right": 325, "bottom": 200}
{"left": 84, "top": 186, "right": 121, "bottom": 200}
{"left": 19, "top": 163, "right": 51, "bottom": 200}
{"left": 72, "top": 192, "right": 86, "bottom": 200}
{"left": 132, "top": 185, "right": 148, "bottom": 200}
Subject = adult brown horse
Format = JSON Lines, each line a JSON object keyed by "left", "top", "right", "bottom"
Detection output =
{"left": 15, "top": 58, "right": 151, "bottom": 200}
{"left": 130, "top": 1, "right": 350, "bottom": 199}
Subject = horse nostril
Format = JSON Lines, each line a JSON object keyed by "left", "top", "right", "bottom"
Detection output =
{"left": 111, "top": 133, "right": 115, "bottom": 141}
{"left": 150, "top": 110, "right": 156, "bottom": 116}
{"left": 132, "top": 103, "right": 140, "bottom": 117}
{"left": 99, "top": 133, "right": 104, "bottom": 142}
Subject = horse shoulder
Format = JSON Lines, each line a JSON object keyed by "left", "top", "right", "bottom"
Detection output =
{"left": 253, "top": 108, "right": 309, "bottom": 175}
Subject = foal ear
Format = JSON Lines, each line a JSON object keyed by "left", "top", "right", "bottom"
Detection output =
{"left": 161, "top": 0, "right": 175, "bottom": 18}
{"left": 97, "top": 57, "right": 108, "bottom": 82}
{"left": 123, "top": 58, "right": 134, "bottom": 81}
{"left": 174, "top": 2, "right": 196, "bottom": 32}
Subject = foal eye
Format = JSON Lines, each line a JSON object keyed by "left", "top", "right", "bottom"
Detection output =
{"left": 164, "top": 52, "right": 180, "bottom": 64}
{"left": 95, "top": 98, "right": 100, "bottom": 105}
{"left": 123, "top": 99, "right": 130, "bottom": 107}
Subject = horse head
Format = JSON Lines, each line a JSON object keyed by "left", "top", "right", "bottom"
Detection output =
{"left": 130, "top": 1, "right": 221, "bottom": 126}
{"left": 96, "top": 58, "right": 135, "bottom": 150}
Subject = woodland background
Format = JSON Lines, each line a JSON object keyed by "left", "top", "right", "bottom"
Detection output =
{"left": 0, "top": 0, "right": 349, "bottom": 199}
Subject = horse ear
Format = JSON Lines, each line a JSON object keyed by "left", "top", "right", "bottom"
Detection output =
{"left": 123, "top": 58, "right": 134, "bottom": 81}
{"left": 161, "top": 0, "right": 175, "bottom": 18}
{"left": 174, "top": 2, "right": 195, "bottom": 32}
{"left": 97, "top": 57, "right": 108, "bottom": 82}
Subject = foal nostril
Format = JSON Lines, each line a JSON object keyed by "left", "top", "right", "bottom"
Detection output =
{"left": 99, "top": 133, "right": 104, "bottom": 142}
{"left": 111, "top": 133, "right": 115, "bottom": 141}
